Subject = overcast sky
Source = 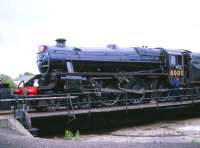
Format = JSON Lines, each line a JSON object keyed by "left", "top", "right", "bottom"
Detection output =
{"left": 1, "top": 0, "right": 200, "bottom": 78}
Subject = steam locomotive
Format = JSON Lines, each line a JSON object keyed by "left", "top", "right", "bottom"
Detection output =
{"left": 15, "top": 39, "right": 200, "bottom": 107}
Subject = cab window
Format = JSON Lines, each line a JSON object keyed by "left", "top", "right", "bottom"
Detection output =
{"left": 170, "top": 55, "right": 182, "bottom": 65}
{"left": 170, "top": 55, "right": 176, "bottom": 65}
{"left": 177, "top": 55, "right": 182, "bottom": 65}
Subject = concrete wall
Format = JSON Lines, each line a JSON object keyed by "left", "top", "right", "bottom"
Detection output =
{"left": 0, "top": 115, "right": 33, "bottom": 137}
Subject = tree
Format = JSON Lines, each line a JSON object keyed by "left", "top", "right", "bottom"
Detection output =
{"left": 23, "top": 72, "right": 34, "bottom": 76}
{"left": 0, "top": 74, "right": 17, "bottom": 88}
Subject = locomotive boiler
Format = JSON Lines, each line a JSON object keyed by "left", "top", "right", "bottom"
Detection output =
{"left": 37, "top": 39, "right": 162, "bottom": 74}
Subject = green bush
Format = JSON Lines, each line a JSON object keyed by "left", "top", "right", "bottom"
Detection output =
{"left": 64, "top": 130, "right": 80, "bottom": 140}
{"left": 74, "top": 130, "right": 80, "bottom": 140}
{"left": 64, "top": 130, "right": 73, "bottom": 140}
{"left": 0, "top": 74, "right": 17, "bottom": 88}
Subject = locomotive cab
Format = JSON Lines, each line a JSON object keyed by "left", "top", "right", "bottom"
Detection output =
{"left": 166, "top": 49, "right": 191, "bottom": 87}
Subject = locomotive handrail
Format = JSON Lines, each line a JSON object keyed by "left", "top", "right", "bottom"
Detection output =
{"left": 101, "top": 88, "right": 124, "bottom": 93}
{"left": 0, "top": 95, "right": 78, "bottom": 102}
{"left": 58, "top": 71, "right": 169, "bottom": 77}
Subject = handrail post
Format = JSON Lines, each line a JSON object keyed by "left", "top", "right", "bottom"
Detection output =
{"left": 88, "top": 93, "right": 91, "bottom": 117}
{"left": 125, "top": 92, "right": 128, "bottom": 112}
{"left": 67, "top": 94, "right": 75, "bottom": 122}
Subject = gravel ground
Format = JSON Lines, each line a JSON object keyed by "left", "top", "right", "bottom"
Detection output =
{"left": 76, "top": 117, "right": 200, "bottom": 143}
{"left": 1, "top": 132, "right": 200, "bottom": 148}
{"left": 2, "top": 118, "right": 200, "bottom": 147}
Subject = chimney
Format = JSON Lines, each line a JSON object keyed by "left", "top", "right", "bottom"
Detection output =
{"left": 55, "top": 38, "right": 66, "bottom": 47}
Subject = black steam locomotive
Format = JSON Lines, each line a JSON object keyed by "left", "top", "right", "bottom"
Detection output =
{"left": 16, "top": 39, "right": 200, "bottom": 108}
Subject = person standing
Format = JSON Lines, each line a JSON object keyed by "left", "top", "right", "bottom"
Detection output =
{"left": 172, "top": 76, "right": 181, "bottom": 101}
